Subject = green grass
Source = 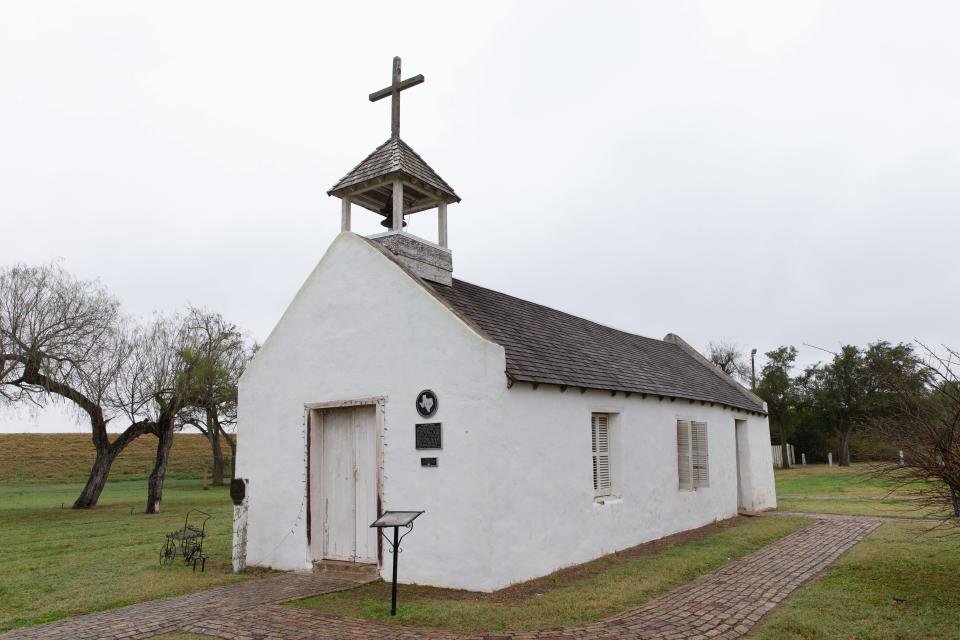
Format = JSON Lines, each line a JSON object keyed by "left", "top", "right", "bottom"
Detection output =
{"left": 758, "top": 464, "right": 960, "bottom": 638}
{"left": 291, "top": 516, "right": 808, "bottom": 632}
{"left": 0, "top": 479, "right": 252, "bottom": 632}
{"left": 775, "top": 464, "right": 934, "bottom": 518}
{"left": 751, "top": 520, "right": 960, "bottom": 640}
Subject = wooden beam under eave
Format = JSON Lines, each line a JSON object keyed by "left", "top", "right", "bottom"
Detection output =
{"left": 405, "top": 176, "right": 449, "bottom": 202}
{"left": 532, "top": 382, "right": 540, "bottom": 390}
{"left": 338, "top": 175, "right": 394, "bottom": 198}
{"left": 406, "top": 198, "right": 441, "bottom": 215}
{"left": 559, "top": 384, "right": 567, "bottom": 393}
{"left": 349, "top": 193, "right": 389, "bottom": 214}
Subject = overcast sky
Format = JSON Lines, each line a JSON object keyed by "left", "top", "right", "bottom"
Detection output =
{"left": 2, "top": 1, "right": 958, "bottom": 432}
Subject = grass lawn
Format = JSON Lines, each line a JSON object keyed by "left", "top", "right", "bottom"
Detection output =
{"left": 291, "top": 516, "right": 808, "bottom": 633}
{"left": 0, "top": 478, "right": 252, "bottom": 632}
{"left": 774, "top": 464, "right": 935, "bottom": 518}
{"left": 746, "top": 464, "right": 960, "bottom": 639}
{"left": 0, "top": 433, "right": 227, "bottom": 483}
{"left": 3, "top": 461, "right": 956, "bottom": 639}
{"left": 751, "top": 519, "right": 960, "bottom": 639}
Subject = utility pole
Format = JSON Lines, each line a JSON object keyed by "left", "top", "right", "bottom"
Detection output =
{"left": 750, "top": 348, "right": 757, "bottom": 389}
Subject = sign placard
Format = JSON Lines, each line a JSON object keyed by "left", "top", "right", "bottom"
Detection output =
{"left": 415, "top": 423, "right": 442, "bottom": 450}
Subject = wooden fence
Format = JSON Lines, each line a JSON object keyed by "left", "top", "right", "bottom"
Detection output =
{"left": 771, "top": 444, "right": 795, "bottom": 468}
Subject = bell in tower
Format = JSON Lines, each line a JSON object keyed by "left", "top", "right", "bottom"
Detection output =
{"left": 327, "top": 56, "right": 460, "bottom": 286}
{"left": 378, "top": 198, "right": 406, "bottom": 230}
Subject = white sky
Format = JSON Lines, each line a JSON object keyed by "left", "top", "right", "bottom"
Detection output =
{"left": 2, "top": 1, "right": 958, "bottom": 432}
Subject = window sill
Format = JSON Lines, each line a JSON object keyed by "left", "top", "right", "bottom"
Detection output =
{"left": 594, "top": 496, "right": 622, "bottom": 506}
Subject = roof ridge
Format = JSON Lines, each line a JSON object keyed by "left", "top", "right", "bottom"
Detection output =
{"left": 662, "top": 333, "right": 768, "bottom": 411}
{"left": 396, "top": 137, "right": 459, "bottom": 196}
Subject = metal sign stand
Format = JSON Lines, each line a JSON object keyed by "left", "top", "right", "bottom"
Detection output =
{"left": 369, "top": 510, "right": 424, "bottom": 616}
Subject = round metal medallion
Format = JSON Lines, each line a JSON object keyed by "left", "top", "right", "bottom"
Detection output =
{"left": 415, "top": 389, "right": 438, "bottom": 418}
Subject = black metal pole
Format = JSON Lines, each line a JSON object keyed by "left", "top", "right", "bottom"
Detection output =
{"left": 390, "top": 525, "right": 399, "bottom": 616}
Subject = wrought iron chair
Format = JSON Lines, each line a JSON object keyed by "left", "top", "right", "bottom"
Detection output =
{"left": 160, "top": 508, "right": 211, "bottom": 572}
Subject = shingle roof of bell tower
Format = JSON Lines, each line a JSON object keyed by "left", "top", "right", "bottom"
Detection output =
{"left": 327, "top": 137, "right": 460, "bottom": 214}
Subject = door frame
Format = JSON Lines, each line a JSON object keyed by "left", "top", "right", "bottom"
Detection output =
{"left": 734, "top": 418, "right": 748, "bottom": 510}
{"left": 305, "top": 396, "right": 385, "bottom": 565}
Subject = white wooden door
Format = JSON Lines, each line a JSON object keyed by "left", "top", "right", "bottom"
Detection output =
{"left": 318, "top": 406, "right": 377, "bottom": 562}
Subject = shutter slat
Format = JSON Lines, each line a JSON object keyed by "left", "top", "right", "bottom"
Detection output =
{"left": 691, "top": 421, "right": 709, "bottom": 488}
{"left": 677, "top": 420, "right": 692, "bottom": 490}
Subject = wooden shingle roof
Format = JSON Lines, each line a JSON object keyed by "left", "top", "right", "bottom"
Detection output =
{"left": 327, "top": 137, "right": 460, "bottom": 209}
{"left": 427, "top": 278, "right": 766, "bottom": 414}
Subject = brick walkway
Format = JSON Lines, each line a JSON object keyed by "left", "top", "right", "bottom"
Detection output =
{"left": 3, "top": 515, "right": 881, "bottom": 640}
{"left": 0, "top": 574, "right": 364, "bottom": 640}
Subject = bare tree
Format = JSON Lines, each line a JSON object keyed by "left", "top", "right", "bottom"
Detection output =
{"left": 110, "top": 314, "right": 201, "bottom": 513}
{"left": 869, "top": 344, "right": 960, "bottom": 525}
{"left": 178, "top": 307, "right": 248, "bottom": 485}
{"left": 707, "top": 340, "right": 752, "bottom": 383}
{"left": 0, "top": 264, "right": 159, "bottom": 508}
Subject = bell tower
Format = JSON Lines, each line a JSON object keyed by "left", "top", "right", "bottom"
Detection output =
{"left": 327, "top": 57, "right": 460, "bottom": 286}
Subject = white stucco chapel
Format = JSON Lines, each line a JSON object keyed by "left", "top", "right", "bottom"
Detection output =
{"left": 234, "top": 57, "right": 777, "bottom": 592}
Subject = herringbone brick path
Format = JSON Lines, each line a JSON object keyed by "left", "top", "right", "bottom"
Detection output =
{"left": 3, "top": 516, "right": 881, "bottom": 640}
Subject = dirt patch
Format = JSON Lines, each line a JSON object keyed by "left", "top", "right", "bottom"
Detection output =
{"left": 363, "top": 516, "right": 751, "bottom": 605}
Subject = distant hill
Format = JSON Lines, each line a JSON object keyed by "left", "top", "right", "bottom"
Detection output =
{"left": 0, "top": 433, "right": 232, "bottom": 483}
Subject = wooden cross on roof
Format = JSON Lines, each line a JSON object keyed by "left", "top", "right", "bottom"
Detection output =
{"left": 369, "top": 56, "right": 424, "bottom": 139}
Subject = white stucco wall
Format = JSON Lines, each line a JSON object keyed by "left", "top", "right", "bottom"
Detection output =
{"left": 236, "top": 231, "right": 777, "bottom": 591}
{"left": 236, "top": 232, "right": 506, "bottom": 588}
{"left": 736, "top": 415, "right": 778, "bottom": 512}
{"left": 483, "top": 387, "right": 776, "bottom": 588}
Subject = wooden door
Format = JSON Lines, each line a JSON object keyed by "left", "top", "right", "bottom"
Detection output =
{"left": 317, "top": 405, "right": 378, "bottom": 563}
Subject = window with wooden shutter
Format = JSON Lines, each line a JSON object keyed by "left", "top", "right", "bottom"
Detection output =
{"left": 676, "top": 420, "right": 693, "bottom": 490}
{"left": 677, "top": 420, "right": 709, "bottom": 490}
{"left": 591, "top": 413, "right": 612, "bottom": 497}
{"left": 691, "top": 421, "right": 709, "bottom": 488}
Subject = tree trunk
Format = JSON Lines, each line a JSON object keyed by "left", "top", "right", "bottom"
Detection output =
{"left": 146, "top": 423, "right": 175, "bottom": 514}
{"left": 73, "top": 416, "right": 153, "bottom": 509}
{"left": 779, "top": 422, "right": 791, "bottom": 469}
{"left": 837, "top": 426, "right": 852, "bottom": 466}
{"left": 73, "top": 447, "right": 119, "bottom": 508}
{"left": 207, "top": 408, "right": 225, "bottom": 486}
{"left": 223, "top": 431, "right": 236, "bottom": 480}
